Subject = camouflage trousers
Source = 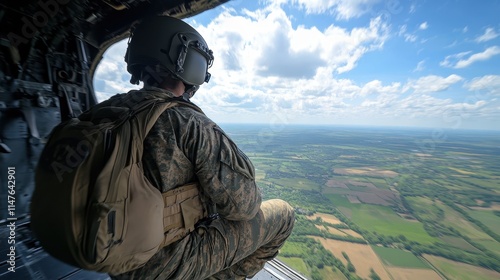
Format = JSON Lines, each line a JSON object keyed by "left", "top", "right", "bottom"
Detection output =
{"left": 110, "top": 199, "right": 295, "bottom": 280}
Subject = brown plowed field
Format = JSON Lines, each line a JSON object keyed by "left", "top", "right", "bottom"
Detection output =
{"left": 311, "top": 238, "right": 391, "bottom": 280}
{"left": 385, "top": 267, "right": 442, "bottom": 280}
{"left": 333, "top": 167, "right": 398, "bottom": 178}
{"left": 315, "top": 225, "right": 348, "bottom": 236}
{"left": 306, "top": 213, "right": 344, "bottom": 225}
{"left": 340, "top": 229, "right": 364, "bottom": 239}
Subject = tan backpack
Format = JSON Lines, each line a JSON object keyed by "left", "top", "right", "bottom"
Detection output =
{"left": 31, "top": 90, "right": 207, "bottom": 274}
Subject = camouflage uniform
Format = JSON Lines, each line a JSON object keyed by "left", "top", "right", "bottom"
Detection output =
{"left": 110, "top": 88, "right": 295, "bottom": 280}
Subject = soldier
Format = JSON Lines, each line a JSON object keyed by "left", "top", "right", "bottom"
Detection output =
{"left": 110, "top": 16, "right": 295, "bottom": 279}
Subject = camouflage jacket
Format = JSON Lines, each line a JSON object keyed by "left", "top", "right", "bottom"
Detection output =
{"left": 141, "top": 87, "right": 262, "bottom": 221}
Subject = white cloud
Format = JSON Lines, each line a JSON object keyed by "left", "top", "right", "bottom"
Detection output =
{"left": 398, "top": 24, "right": 407, "bottom": 36}
{"left": 404, "top": 34, "right": 417, "bottom": 42}
{"left": 182, "top": 4, "right": 391, "bottom": 123}
{"left": 414, "top": 60, "right": 425, "bottom": 72}
{"left": 454, "top": 46, "right": 500, "bottom": 68}
{"left": 398, "top": 22, "right": 429, "bottom": 44}
{"left": 267, "top": 0, "right": 382, "bottom": 20}
{"left": 439, "top": 51, "right": 470, "bottom": 67}
{"left": 355, "top": 87, "right": 493, "bottom": 130}
{"left": 398, "top": 24, "right": 417, "bottom": 42}
{"left": 466, "top": 75, "right": 500, "bottom": 95}
{"left": 91, "top": 2, "right": 498, "bottom": 130}
{"left": 359, "top": 80, "right": 401, "bottom": 96}
{"left": 194, "top": 5, "right": 389, "bottom": 81}
{"left": 93, "top": 40, "right": 141, "bottom": 101}
{"left": 475, "top": 27, "right": 499, "bottom": 43}
{"left": 404, "top": 74, "right": 463, "bottom": 94}
{"left": 409, "top": 3, "right": 417, "bottom": 13}
{"left": 440, "top": 46, "right": 500, "bottom": 68}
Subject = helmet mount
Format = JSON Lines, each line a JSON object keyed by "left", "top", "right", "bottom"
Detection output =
{"left": 169, "top": 32, "right": 214, "bottom": 83}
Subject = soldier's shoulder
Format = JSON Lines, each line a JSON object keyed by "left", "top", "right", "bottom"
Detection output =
{"left": 172, "top": 104, "right": 215, "bottom": 125}
{"left": 153, "top": 104, "right": 218, "bottom": 138}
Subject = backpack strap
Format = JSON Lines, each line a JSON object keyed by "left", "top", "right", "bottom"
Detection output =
{"left": 124, "top": 92, "right": 208, "bottom": 247}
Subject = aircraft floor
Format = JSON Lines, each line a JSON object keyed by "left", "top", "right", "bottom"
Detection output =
{"left": 0, "top": 219, "right": 305, "bottom": 280}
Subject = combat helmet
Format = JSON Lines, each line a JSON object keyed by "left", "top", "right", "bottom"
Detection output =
{"left": 125, "top": 16, "right": 214, "bottom": 90}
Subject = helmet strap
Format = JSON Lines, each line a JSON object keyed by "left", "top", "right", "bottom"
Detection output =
{"left": 183, "top": 84, "right": 199, "bottom": 100}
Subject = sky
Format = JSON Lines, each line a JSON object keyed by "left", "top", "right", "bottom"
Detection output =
{"left": 93, "top": 0, "right": 500, "bottom": 131}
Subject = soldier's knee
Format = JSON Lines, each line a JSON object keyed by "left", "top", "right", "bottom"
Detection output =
{"left": 265, "top": 198, "right": 291, "bottom": 210}
{"left": 265, "top": 199, "right": 295, "bottom": 225}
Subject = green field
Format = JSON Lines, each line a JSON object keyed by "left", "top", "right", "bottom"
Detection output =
{"left": 223, "top": 125, "right": 500, "bottom": 279}
{"left": 320, "top": 266, "right": 348, "bottom": 280}
{"left": 467, "top": 209, "right": 500, "bottom": 233}
{"left": 280, "top": 254, "right": 350, "bottom": 279}
{"left": 372, "top": 246, "right": 430, "bottom": 268}
{"left": 438, "top": 203, "right": 495, "bottom": 241}
{"left": 405, "top": 196, "right": 442, "bottom": 221}
{"left": 327, "top": 194, "right": 439, "bottom": 244}
{"left": 424, "top": 255, "right": 500, "bottom": 280}
{"left": 439, "top": 236, "right": 482, "bottom": 253}
{"left": 267, "top": 177, "right": 320, "bottom": 190}
{"left": 279, "top": 257, "right": 310, "bottom": 278}
{"left": 476, "top": 239, "right": 500, "bottom": 255}
{"left": 280, "top": 240, "right": 312, "bottom": 256}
